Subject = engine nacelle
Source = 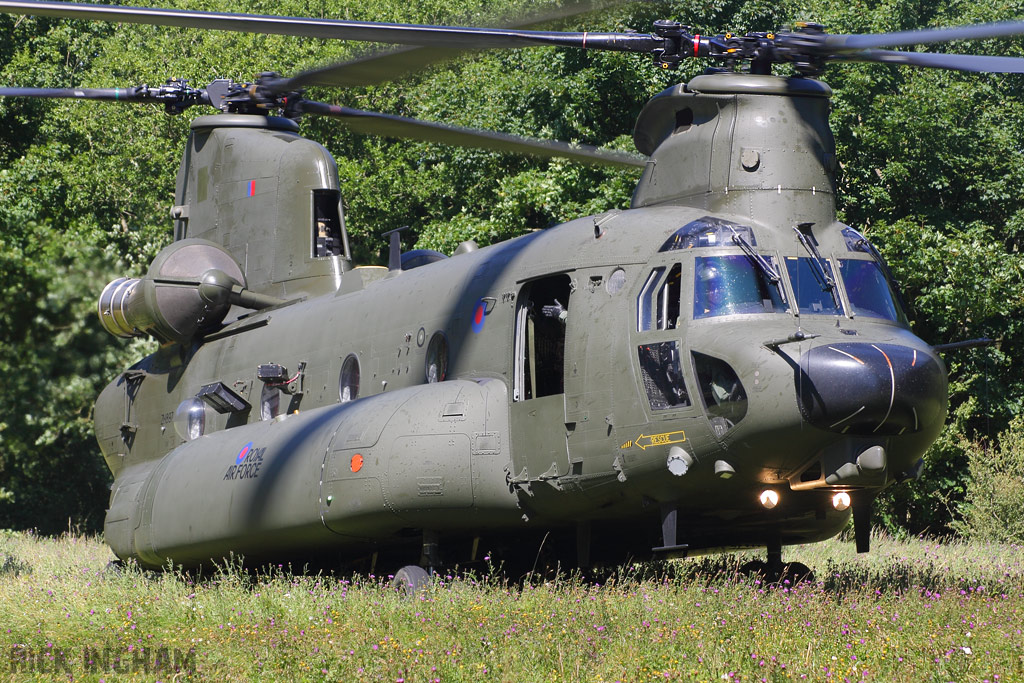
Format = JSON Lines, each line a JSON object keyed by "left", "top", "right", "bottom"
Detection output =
{"left": 97, "top": 239, "right": 245, "bottom": 343}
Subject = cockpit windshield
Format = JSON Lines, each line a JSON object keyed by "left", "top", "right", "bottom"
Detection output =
{"left": 784, "top": 257, "right": 843, "bottom": 316}
{"left": 693, "top": 255, "right": 787, "bottom": 319}
{"left": 839, "top": 259, "right": 908, "bottom": 323}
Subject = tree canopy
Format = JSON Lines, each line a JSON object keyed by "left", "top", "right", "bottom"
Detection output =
{"left": 0, "top": 0, "right": 1021, "bottom": 537}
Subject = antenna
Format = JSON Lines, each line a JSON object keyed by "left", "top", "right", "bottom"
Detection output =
{"left": 383, "top": 226, "right": 411, "bottom": 271}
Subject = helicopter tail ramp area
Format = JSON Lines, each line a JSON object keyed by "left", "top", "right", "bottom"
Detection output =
{"left": 104, "top": 379, "right": 519, "bottom": 569}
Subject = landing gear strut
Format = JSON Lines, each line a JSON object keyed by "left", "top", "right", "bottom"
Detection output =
{"left": 741, "top": 537, "right": 814, "bottom": 585}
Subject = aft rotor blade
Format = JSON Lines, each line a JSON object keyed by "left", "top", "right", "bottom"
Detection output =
{"left": 279, "top": 48, "right": 457, "bottom": 89}
{"left": 0, "top": 86, "right": 146, "bottom": 101}
{"left": 299, "top": 100, "right": 646, "bottom": 168}
{"left": 820, "top": 21, "right": 1024, "bottom": 52}
{"left": 832, "top": 49, "right": 1024, "bottom": 73}
{"left": 0, "top": 1, "right": 660, "bottom": 52}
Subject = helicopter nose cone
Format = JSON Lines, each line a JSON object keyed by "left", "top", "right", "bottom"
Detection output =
{"left": 797, "top": 343, "right": 947, "bottom": 435}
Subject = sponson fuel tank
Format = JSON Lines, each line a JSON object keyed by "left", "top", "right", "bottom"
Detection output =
{"left": 104, "top": 379, "right": 519, "bottom": 569}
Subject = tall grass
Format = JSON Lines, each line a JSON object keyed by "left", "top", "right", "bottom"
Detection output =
{"left": 1, "top": 529, "right": 1022, "bottom": 681}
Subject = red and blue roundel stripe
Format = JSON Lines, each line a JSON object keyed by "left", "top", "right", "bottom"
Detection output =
{"left": 471, "top": 299, "right": 487, "bottom": 334}
{"left": 236, "top": 442, "right": 254, "bottom": 464}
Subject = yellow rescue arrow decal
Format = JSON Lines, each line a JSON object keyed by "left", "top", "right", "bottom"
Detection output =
{"left": 632, "top": 430, "right": 687, "bottom": 450}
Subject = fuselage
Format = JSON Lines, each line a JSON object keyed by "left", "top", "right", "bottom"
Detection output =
{"left": 94, "top": 203, "right": 946, "bottom": 568}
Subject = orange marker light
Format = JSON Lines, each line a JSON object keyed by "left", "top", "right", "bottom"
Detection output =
{"left": 350, "top": 453, "right": 364, "bottom": 473}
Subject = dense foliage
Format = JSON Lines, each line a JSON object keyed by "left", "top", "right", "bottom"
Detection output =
{"left": 954, "top": 414, "right": 1024, "bottom": 543}
{"left": 0, "top": 0, "right": 1021, "bottom": 536}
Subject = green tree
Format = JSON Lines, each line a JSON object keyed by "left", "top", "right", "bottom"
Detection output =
{"left": 953, "top": 414, "right": 1024, "bottom": 543}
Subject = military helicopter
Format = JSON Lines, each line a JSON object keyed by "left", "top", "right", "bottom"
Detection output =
{"left": 1, "top": 0, "right": 1019, "bottom": 586}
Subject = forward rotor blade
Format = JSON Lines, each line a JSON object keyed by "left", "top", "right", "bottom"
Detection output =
{"left": 832, "top": 49, "right": 1024, "bottom": 73}
{"left": 278, "top": 0, "right": 634, "bottom": 90}
{"left": 299, "top": 100, "right": 645, "bottom": 168}
{"left": 820, "top": 21, "right": 1024, "bottom": 52}
{"left": 0, "top": 1, "right": 658, "bottom": 52}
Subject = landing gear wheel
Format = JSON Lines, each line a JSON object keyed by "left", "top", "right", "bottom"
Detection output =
{"left": 777, "top": 562, "right": 814, "bottom": 586}
{"left": 391, "top": 565, "right": 430, "bottom": 597}
{"left": 739, "top": 560, "right": 814, "bottom": 586}
{"left": 739, "top": 560, "right": 768, "bottom": 580}
{"left": 103, "top": 559, "right": 125, "bottom": 576}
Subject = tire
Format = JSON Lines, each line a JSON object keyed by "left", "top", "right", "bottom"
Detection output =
{"left": 392, "top": 565, "right": 430, "bottom": 597}
{"left": 103, "top": 559, "right": 124, "bottom": 576}
{"left": 739, "top": 560, "right": 768, "bottom": 579}
{"left": 778, "top": 561, "right": 815, "bottom": 586}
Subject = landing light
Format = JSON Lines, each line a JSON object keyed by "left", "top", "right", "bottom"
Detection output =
{"left": 832, "top": 492, "right": 852, "bottom": 511}
{"left": 759, "top": 489, "right": 779, "bottom": 509}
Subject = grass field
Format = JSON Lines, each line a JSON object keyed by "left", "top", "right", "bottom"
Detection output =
{"left": 1, "top": 530, "right": 1022, "bottom": 682}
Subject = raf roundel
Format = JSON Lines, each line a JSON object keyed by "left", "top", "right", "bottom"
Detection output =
{"left": 236, "top": 442, "right": 253, "bottom": 464}
{"left": 471, "top": 299, "right": 487, "bottom": 334}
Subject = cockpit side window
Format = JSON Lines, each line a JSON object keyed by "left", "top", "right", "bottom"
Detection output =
{"left": 692, "top": 352, "right": 747, "bottom": 436}
{"left": 693, "top": 255, "right": 786, "bottom": 319}
{"left": 656, "top": 264, "right": 681, "bottom": 330}
{"left": 637, "top": 267, "right": 664, "bottom": 332}
{"left": 638, "top": 341, "right": 690, "bottom": 410}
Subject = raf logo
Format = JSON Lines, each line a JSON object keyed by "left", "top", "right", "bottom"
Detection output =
{"left": 223, "top": 442, "right": 267, "bottom": 481}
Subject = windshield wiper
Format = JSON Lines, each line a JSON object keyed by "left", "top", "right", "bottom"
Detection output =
{"left": 793, "top": 224, "right": 840, "bottom": 308}
{"left": 728, "top": 227, "right": 789, "bottom": 306}
{"left": 729, "top": 227, "right": 781, "bottom": 284}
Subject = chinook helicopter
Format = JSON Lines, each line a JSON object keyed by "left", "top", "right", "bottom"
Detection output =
{"left": 1, "top": 0, "right": 1019, "bottom": 585}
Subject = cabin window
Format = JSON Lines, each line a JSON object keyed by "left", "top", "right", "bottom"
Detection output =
{"left": 785, "top": 257, "right": 843, "bottom": 316}
{"left": 312, "top": 189, "right": 344, "bottom": 258}
{"left": 606, "top": 267, "right": 627, "bottom": 295}
{"left": 637, "top": 341, "right": 690, "bottom": 410}
{"left": 260, "top": 383, "right": 281, "bottom": 420}
{"left": 692, "top": 352, "right": 747, "bottom": 436}
{"left": 339, "top": 354, "right": 360, "bottom": 403}
{"left": 693, "top": 255, "right": 785, "bottom": 319}
{"left": 425, "top": 332, "right": 449, "bottom": 383}
{"left": 514, "top": 275, "right": 570, "bottom": 401}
